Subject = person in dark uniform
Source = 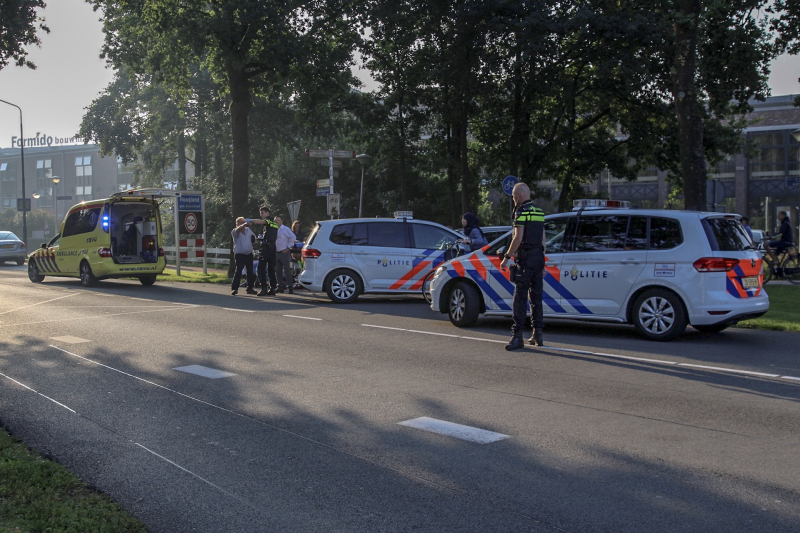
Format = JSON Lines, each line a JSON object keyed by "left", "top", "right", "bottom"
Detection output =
{"left": 247, "top": 206, "right": 279, "bottom": 296}
{"left": 499, "top": 183, "right": 547, "bottom": 351}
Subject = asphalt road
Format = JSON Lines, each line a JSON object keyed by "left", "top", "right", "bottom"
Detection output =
{"left": 1, "top": 263, "right": 799, "bottom": 532}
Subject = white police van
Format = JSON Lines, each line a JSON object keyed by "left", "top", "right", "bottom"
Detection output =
{"left": 428, "top": 200, "right": 769, "bottom": 341}
{"left": 298, "top": 213, "right": 463, "bottom": 303}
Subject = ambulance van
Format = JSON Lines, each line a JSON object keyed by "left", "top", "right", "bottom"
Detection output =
{"left": 27, "top": 189, "right": 177, "bottom": 287}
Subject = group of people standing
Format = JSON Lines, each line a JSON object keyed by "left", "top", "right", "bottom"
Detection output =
{"left": 230, "top": 205, "right": 304, "bottom": 296}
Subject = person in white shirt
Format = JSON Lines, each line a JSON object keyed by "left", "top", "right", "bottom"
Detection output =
{"left": 274, "top": 215, "right": 297, "bottom": 293}
{"left": 230, "top": 217, "right": 257, "bottom": 296}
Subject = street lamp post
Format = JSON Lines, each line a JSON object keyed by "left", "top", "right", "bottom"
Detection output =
{"left": 51, "top": 176, "right": 61, "bottom": 227}
{"left": 356, "top": 153, "right": 372, "bottom": 218}
{"left": 0, "top": 99, "right": 28, "bottom": 246}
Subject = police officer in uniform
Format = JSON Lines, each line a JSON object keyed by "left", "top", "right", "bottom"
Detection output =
{"left": 248, "top": 206, "right": 279, "bottom": 296}
{"left": 500, "top": 183, "right": 547, "bottom": 351}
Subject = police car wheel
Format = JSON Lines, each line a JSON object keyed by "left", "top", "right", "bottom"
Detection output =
{"left": 139, "top": 275, "right": 157, "bottom": 286}
{"left": 448, "top": 282, "right": 479, "bottom": 327}
{"left": 28, "top": 260, "right": 44, "bottom": 283}
{"left": 80, "top": 261, "right": 98, "bottom": 287}
{"left": 325, "top": 269, "right": 361, "bottom": 304}
{"left": 421, "top": 271, "right": 436, "bottom": 304}
{"left": 632, "top": 289, "right": 687, "bottom": 341}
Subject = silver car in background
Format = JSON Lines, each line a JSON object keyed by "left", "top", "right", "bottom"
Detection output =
{"left": 0, "top": 231, "right": 27, "bottom": 265}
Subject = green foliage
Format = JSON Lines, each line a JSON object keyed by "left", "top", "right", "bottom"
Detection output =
{"left": 0, "top": 0, "right": 49, "bottom": 70}
{"left": 0, "top": 426, "right": 147, "bottom": 532}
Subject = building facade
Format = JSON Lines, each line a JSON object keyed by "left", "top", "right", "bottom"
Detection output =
{"left": 1, "top": 143, "right": 190, "bottom": 240}
{"left": 600, "top": 94, "right": 800, "bottom": 236}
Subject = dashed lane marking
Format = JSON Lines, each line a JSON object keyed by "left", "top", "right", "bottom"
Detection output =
{"left": 399, "top": 417, "right": 509, "bottom": 444}
{"left": 283, "top": 315, "right": 323, "bottom": 321}
{"left": 0, "top": 293, "right": 78, "bottom": 316}
{"left": 51, "top": 336, "right": 91, "bottom": 344}
{"left": 359, "top": 324, "right": 800, "bottom": 382}
{"left": 222, "top": 308, "right": 255, "bottom": 313}
{"left": 0, "top": 371, "right": 76, "bottom": 413}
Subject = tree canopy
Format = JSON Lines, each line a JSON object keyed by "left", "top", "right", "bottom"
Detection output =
{"left": 0, "top": 0, "right": 49, "bottom": 70}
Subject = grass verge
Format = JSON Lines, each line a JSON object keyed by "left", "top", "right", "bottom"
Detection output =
{"left": 156, "top": 266, "right": 231, "bottom": 284}
{"left": 737, "top": 284, "right": 800, "bottom": 332}
{"left": 0, "top": 425, "right": 147, "bottom": 533}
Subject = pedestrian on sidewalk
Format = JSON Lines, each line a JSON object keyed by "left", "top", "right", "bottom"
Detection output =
{"left": 275, "top": 215, "right": 296, "bottom": 293}
{"left": 230, "top": 217, "right": 257, "bottom": 296}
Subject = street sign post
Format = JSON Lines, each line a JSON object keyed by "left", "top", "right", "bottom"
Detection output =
{"left": 317, "top": 179, "right": 331, "bottom": 189}
{"left": 287, "top": 200, "right": 301, "bottom": 223}
{"left": 502, "top": 175, "right": 519, "bottom": 224}
{"left": 327, "top": 193, "right": 341, "bottom": 217}
{"left": 16, "top": 198, "right": 31, "bottom": 212}
{"left": 306, "top": 148, "right": 356, "bottom": 196}
{"left": 316, "top": 188, "right": 330, "bottom": 196}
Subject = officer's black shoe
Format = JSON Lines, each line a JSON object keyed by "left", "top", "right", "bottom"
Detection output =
{"left": 276, "top": 287, "right": 285, "bottom": 294}
{"left": 505, "top": 336, "right": 525, "bottom": 351}
{"left": 246, "top": 288, "right": 257, "bottom": 295}
{"left": 527, "top": 330, "right": 544, "bottom": 346}
{"left": 231, "top": 290, "right": 238, "bottom": 296}
{"left": 288, "top": 288, "right": 294, "bottom": 294}
{"left": 266, "top": 289, "right": 276, "bottom": 296}
{"left": 257, "top": 290, "right": 268, "bottom": 296}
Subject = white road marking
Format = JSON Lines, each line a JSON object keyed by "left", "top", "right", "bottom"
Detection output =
{"left": 174, "top": 365, "right": 237, "bottom": 379}
{"left": 398, "top": 417, "right": 509, "bottom": 444}
{"left": 129, "top": 298, "right": 153, "bottom": 301}
{"left": 0, "top": 293, "right": 78, "bottom": 315}
{"left": 0, "top": 304, "right": 200, "bottom": 328}
{"left": 0, "top": 371, "right": 76, "bottom": 413}
{"left": 360, "top": 324, "right": 800, "bottom": 382}
{"left": 283, "top": 314, "right": 322, "bottom": 321}
{"left": 222, "top": 308, "right": 255, "bottom": 313}
{"left": 676, "top": 363, "right": 779, "bottom": 377}
{"left": 51, "top": 336, "right": 91, "bottom": 344}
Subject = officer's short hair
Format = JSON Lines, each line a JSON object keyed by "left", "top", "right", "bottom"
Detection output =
{"left": 259, "top": 205, "right": 271, "bottom": 213}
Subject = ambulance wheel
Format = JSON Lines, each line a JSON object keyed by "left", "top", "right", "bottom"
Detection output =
{"left": 139, "top": 275, "right": 157, "bottom": 286}
{"left": 80, "top": 261, "right": 98, "bottom": 287}
{"left": 448, "top": 282, "right": 479, "bottom": 327}
{"left": 28, "top": 260, "right": 44, "bottom": 283}
{"left": 632, "top": 288, "right": 686, "bottom": 341}
{"left": 325, "top": 269, "right": 361, "bottom": 304}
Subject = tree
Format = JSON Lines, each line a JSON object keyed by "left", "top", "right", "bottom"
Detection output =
{"left": 0, "top": 0, "right": 49, "bottom": 70}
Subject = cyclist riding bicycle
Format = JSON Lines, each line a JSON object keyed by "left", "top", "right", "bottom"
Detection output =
{"left": 765, "top": 210, "right": 794, "bottom": 273}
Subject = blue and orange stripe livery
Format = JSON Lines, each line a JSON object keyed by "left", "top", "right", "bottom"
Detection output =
{"left": 726, "top": 258, "right": 763, "bottom": 299}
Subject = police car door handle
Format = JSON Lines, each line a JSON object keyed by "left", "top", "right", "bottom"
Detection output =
{"left": 620, "top": 258, "right": 642, "bottom": 264}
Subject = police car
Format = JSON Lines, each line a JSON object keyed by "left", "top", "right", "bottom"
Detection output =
{"left": 298, "top": 213, "right": 463, "bottom": 303}
{"left": 428, "top": 200, "right": 769, "bottom": 341}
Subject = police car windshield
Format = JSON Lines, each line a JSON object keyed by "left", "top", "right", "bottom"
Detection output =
{"left": 702, "top": 218, "right": 754, "bottom": 251}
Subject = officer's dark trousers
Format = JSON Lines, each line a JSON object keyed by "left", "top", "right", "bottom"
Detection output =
{"left": 512, "top": 248, "right": 545, "bottom": 337}
{"left": 232, "top": 253, "right": 254, "bottom": 290}
{"left": 258, "top": 245, "right": 277, "bottom": 290}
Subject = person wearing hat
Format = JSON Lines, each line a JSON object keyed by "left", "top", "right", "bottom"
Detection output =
{"left": 247, "top": 205, "right": 279, "bottom": 296}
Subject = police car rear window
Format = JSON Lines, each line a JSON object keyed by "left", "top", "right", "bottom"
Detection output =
{"left": 702, "top": 218, "right": 752, "bottom": 251}
{"left": 649, "top": 217, "right": 682, "bottom": 249}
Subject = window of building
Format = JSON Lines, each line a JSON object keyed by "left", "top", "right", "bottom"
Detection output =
{"left": 117, "top": 156, "right": 134, "bottom": 191}
{"left": 749, "top": 131, "right": 789, "bottom": 179}
{"left": 35, "top": 159, "right": 54, "bottom": 207}
{"left": 75, "top": 156, "right": 93, "bottom": 202}
{"left": 709, "top": 155, "right": 735, "bottom": 179}
{"left": 1, "top": 161, "right": 16, "bottom": 208}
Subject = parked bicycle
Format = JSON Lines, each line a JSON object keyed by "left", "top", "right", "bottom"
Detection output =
{"left": 760, "top": 242, "right": 800, "bottom": 285}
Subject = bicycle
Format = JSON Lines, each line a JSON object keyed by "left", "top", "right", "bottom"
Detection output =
{"left": 761, "top": 242, "right": 800, "bottom": 285}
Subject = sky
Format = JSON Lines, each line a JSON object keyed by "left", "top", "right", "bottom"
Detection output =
{"left": 1, "top": 0, "right": 800, "bottom": 150}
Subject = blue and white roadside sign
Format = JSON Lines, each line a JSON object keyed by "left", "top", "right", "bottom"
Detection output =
{"left": 502, "top": 175, "right": 519, "bottom": 197}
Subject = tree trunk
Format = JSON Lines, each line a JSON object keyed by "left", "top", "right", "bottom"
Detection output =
{"left": 228, "top": 65, "right": 252, "bottom": 221}
{"left": 228, "top": 65, "right": 252, "bottom": 277}
{"left": 673, "top": 0, "right": 706, "bottom": 211}
{"left": 177, "top": 129, "right": 187, "bottom": 190}
{"left": 459, "top": 102, "right": 469, "bottom": 215}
